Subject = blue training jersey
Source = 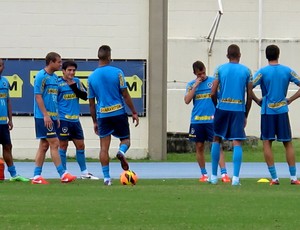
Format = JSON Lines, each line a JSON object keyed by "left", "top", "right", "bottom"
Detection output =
{"left": 58, "top": 77, "right": 85, "bottom": 122}
{"left": 0, "top": 76, "right": 10, "bottom": 124}
{"left": 88, "top": 65, "right": 127, "bottom": 118}
{"left": 34, "top": 69, "right": 58, "bottom": 120}
{"left": 214, "top": 62, "right": 252, "bottom": 112}
{"left": 185, "top": 76, "right": 215, "bottom": 124}
{"left": 253, "top": 64, "right": 300, "bottom": 115}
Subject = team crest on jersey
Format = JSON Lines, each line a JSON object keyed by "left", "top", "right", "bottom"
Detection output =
{"left": 207, "top": 82, "right": 213, "bottom": 88}
{"left": 62, "top": 127, "right": 68, "bottom": 133}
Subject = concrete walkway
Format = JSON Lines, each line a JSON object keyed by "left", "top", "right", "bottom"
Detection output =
{"left": 6, "top": 162, "right": 295, "bottom": 180}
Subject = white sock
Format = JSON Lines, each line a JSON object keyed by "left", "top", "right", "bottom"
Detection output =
{"left": 81, "top": 170, "right": 88, "bottom": 175}
{"left": 211, "top": 175, "right": 218, "bottom": 180}
{"left": 232, "top": 176, "right": 239, "bottom": 182}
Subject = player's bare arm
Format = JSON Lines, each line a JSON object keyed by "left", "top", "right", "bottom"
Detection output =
{"left": 287, "top": 84, "right": 300, "bottom": 104}
{"left": 210, "top": 79, "right": 219, "bottom": 106}
{"left": 121, "top": 88, "right": 139, "bottom": 127}
{"left": 7, "top": 97, "right": 13, "bottom": 130}
{"left": 35, "top": 94, "right": 53, "bottom": 129}
{"left": 184, "top": 78, "right": 201, "bottom": 104}
{"left": 88, "top": 98, "right": 98, "bottom": 134}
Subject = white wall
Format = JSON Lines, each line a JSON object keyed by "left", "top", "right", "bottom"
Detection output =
{"left": 1, "top": 0, "right": 149, "bottom": 159}
{"left": 2, "top": 0, "right": 300, "bottom": 159}
{"left": 167, "top": 0, "right": 300, "bottom": 139}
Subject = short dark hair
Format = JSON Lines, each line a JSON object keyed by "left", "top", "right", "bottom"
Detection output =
{"left": 265, "top": 44, "right": 280, "bottom": 61}
{"left": 45, "top": 52, "right": 61, "bottom": 65}
{"left": 98, "top": 45, "right": 111, "bottom": 60}
{"left": 62, "top": 60, "right": 77, "bottom": 70}
{"left": 192, "top": 61, "right": 206, "bottom": 73}
{"left": 227, "top": 44, "right": 240, "bottom": 59}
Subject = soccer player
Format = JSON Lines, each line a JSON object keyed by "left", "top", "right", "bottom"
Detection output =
{"left": 0, "top": 58, "right": 29, "bottom": 182}
{"left": 252, "top": 44, "right": 300, "bottom": 185}
{"left": 57, "top": 60, "right": 98, "bottom": 180}
{"left": 88, "top": 45, "right": 139, "bottom": 186}
{"left": 210, "top": 44, "right": 252, "bottom": 186}
{"left": 32, "top": 52, "right": 77, "bottom": 184}
{"left": 184, "top": 60, "right": 230, "bottom": 183}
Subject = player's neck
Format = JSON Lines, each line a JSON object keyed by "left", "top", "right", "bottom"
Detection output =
{"left": 44, "top": 66, "right": 55, "bottom": 74}
{"left": 269, "top": 60, "right": 279, "bottom": 65}
{"left": 99, "top": 60, "right": 110, "bottom": 67}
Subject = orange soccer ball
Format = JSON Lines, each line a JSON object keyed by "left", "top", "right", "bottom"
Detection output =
{"left": 120, "top": 170, "right": 138, "bottom": 185}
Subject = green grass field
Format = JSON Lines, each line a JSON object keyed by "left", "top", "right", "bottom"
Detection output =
{"left": 1, "top": 179, "right": 300, "bottom": 230}
{"left": 167, "top": 139, "right": 300, "bottom": 162}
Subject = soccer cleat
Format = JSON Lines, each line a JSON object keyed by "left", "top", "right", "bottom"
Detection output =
{"left": 61, "top": 172, "right": 77, "bottom": 183}
{"left": 81, "top": 173, "right": 99, "bottom": 180}
{"left": 208, "top": 178, "right": 218, "bottom": 185}
{"left": 31, "top": 176, "right": 49, "bottom": 184}
{"left": 199, "top": 175, "right": 209, "bottom": 182}
{"left": 270, "top": 179, "right": 280, "bottom": 185}
{"left": 116, "top": 152, "right": 129, "bottom": 170}
{"left": 232, "top": 180, "right": 241, "bottom": 186}
{"left": 290, "top": 179, "right": 300, "bottom": 185}
{"left": 10, "top": 175, "right": 30, "bottom": 182}
{"left": 104, "top": 179, "right": 112, "bottom": 186}
{"left": 221, "top": 174, "right": 231, "bottom": 183}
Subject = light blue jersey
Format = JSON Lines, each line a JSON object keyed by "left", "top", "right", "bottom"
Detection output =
{"left": 214, "top": 62, "right": 252, "bottom": 112}
{"left": 0, "top": 76, "right": 9, "bottom": 124}
{"left": 34, "top": 69, "right": 58, "bottom": 120}
{"left": 253, "top": 64, "right": 300, "bottom": 115}
{"left": 88, "top": 65, "right": 127, "bottom": 118}
{"left": 185, "top": 76, "right": 215, "bottom": 124}
{"left": 58, "top": 77, "right": 85, "bottom": 122}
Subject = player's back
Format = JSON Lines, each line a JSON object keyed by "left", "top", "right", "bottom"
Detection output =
{"left": 88, "top": 65, "right": 127, "bottom": 118}
{"left": 215, "top": 62, "right": 251, "bottom": 112}
{"left": 256, "top": 64, "right": 297, "bottom": 98}
{"left": 253, "top": 64, "right": 300, "bottom": 114}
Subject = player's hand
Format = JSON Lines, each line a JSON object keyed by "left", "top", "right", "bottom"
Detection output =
{"left": 8, "top": 120, "right": 13, "bottom": 130}
{"left": 93, "top": 123, "right": 98, "bottom": 135}
{"left": 132, "top": 113, "right": 139, "bottom": 127}
{"left": 194, "top": 78, "right": 202, "bottom": 87}
{"left": 57, "top": 119, "right": 60, "bottom": 128}
{"left": 44, "top": 115, "right": 53, "bottom": 130}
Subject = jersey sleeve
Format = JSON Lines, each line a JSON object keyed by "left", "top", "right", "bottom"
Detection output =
{"left": 185, "top": 81, "right": 193, "bottom": 95}
{"left": 87, "top": 77, "right": 95, "bottom": 99}
{"left": 289, "top": 69, "right": 300, "bottom": 86}
{"left": 34, "top": 74, "right": 45, "bottom": 95}
{"left": 118, "top": 70, "right": 127, "bottom": 89}
{"left": 252, "top": 70, "right": 262, "bottom": 88}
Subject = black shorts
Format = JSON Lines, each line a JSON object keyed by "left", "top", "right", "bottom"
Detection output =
{"left": 97, "top": 114, "right": 130, "bottom": 139}
{"left": 0, "top": 124, "right": 11, "bottom": 145}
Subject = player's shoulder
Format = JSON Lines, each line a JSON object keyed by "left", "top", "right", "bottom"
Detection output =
{"left": 0, "top": 76, "right": 9, "bottom": 83}
{"left": 73, "top": 77, "right": 80, "bottom": 82}
{"left": 206, "top": 76, "right": 214, "bottom": 81}
{"left": 277, "top": 64, "right": 293, "bottom": 72}
{"left": 187, "top": 79, "right": 196, "bottom": 86}
{"left": 57, "top": 76, "right": 64, "bottom": 83}
{"left": 35, "top": 69, "right": 53, "bottom": 79}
